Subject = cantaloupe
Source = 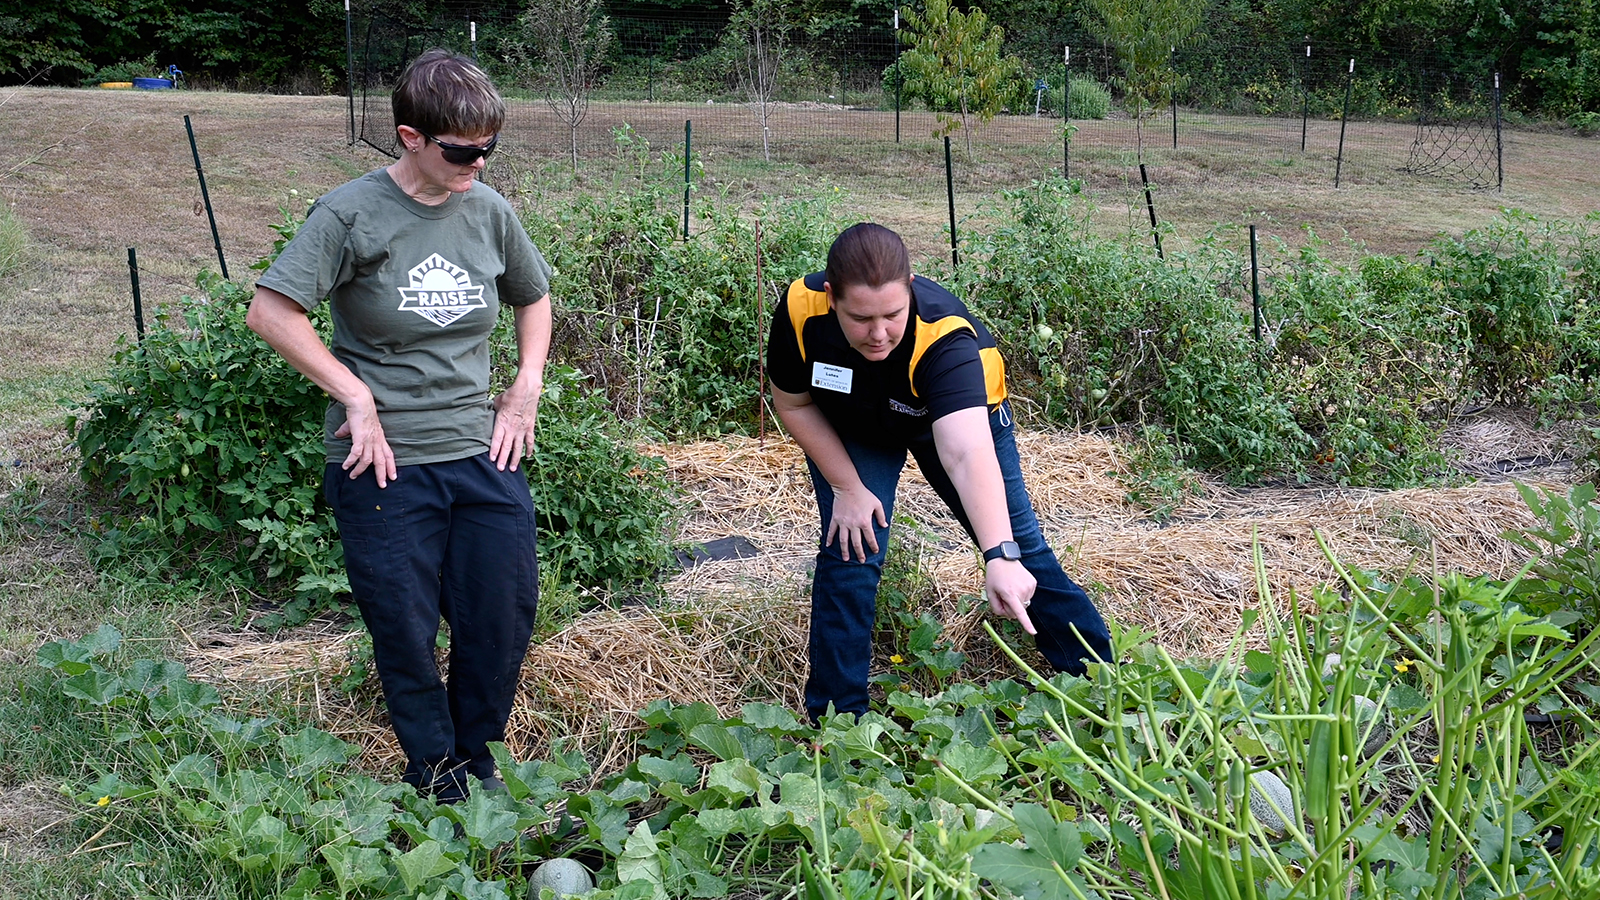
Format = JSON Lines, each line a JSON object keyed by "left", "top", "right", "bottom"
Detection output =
{"left": 1247, "top": 770, "right": 1295, "bottom": 835}
{"left": 528, "top": 858, "right": 594, "bottom": 897}
{"left": 1352, "top": 694, "right": 1390, "bottom": 757}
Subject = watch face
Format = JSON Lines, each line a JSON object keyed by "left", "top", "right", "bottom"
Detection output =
{"left": 986, "top": 541, "right": 1023, "bottom": 563}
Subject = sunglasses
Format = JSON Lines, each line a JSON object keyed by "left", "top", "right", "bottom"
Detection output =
{"left": 421, "top": 131, "right": 498, "bottom": 165}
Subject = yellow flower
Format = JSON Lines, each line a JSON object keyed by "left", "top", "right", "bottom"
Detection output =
{"left": 889, "top": 654, "right": 905, "bottom": 664}
{"left": 1431, "top": 755, "right": 1440, "bottom": 764}
{"left": 96, "top": 796, "right": 111, "bottom": 807}
{"left": 1394, "top": 658, "right": 1414, "bottom": 674}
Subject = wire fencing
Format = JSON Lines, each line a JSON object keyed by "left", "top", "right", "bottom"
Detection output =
{"left": 347, "top": 8, "right": 1505, "bottom": 251}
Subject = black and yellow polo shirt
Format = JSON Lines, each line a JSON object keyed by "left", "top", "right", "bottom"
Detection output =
{"left": 767, "top": 272, "right": 1007, "bottom": 444}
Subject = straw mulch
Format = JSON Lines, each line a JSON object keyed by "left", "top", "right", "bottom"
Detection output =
{"left": 182, "top": 430, "right": 1559, "bottom": 775}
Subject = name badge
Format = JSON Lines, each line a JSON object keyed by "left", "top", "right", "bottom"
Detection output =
{"left": 810, "top": 362, "right": 854, "bottom": 394}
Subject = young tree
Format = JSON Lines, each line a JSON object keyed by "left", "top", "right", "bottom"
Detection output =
{"left": 724, "top": 0, "right": 791, "bottom": 162}
{"left": 1086, "top": 0, "right": 1204, "bottom": 156}
{"left": 899, "top": 0, "right": 1024, "bottom": 159}
{"left": 514, "top": 0, "right": 613, "bottom": 171}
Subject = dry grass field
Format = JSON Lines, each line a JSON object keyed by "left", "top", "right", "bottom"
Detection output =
{"left": 0, "top": 86, "right": 1595, "bottom": 831}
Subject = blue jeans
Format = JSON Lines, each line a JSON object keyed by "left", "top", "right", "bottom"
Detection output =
{"left": 805, "top": 402, "right": 1112, "bottom": 719}
{"left": 325, "top": 453, "right": 539, "bottom": 802}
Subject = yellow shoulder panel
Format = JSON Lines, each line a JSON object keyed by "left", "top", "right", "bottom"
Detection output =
{"left": 908, "top": 315, "right": 975, "bottom": 398}
{"left": 980, "top": 347, "right": 1009, "bottom": 405}
{"left": 786, "top": 279, "right": 831, "bottom": 362}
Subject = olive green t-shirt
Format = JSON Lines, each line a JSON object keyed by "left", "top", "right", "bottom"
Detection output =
{"left": 258, "top": 169, "right": 552, "bottom": 466}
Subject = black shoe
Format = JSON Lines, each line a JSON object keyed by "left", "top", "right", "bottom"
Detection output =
{"left": 476, "top": 775, "right": 506, "bottom": 794}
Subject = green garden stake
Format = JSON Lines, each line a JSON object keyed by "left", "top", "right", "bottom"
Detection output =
{"left": 1140, "top": 163, "right": 1162, "bottom": 259}
{"left": 945, "top": 135, "right": 958, "bottom": 269}
{"left": 184, "top": 115, "right": 229, "bottom": 279}
{"left": 344, "top": 0, "right": 356, "bottom": 145}
{"left": 127, "top": 247, "right": 144, "bottom": 340}
{"left": 1250, "top": 224, "right": 1261, "bottom": 342}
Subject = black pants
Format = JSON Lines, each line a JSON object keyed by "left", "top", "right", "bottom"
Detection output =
{"left": 325, "top": 453, "right": 539, "bottom": 802}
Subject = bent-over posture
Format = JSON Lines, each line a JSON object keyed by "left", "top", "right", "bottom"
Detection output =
{"left": 767, "top": 223, "right": 1112, "bottom": 721}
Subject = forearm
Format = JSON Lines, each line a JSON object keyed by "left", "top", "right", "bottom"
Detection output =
{"left": 246, "top": 287, "right": 370, "bottom": 409}
{"left": 774, "top": 391, "right": 863, "bottom": 492}
{"left": 511, "top": 295, "right": 552, "bottom": 389}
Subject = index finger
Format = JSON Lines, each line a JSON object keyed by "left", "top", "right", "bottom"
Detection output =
{"left": 1009, "top": 597, "right": 1037, "bottom": 636}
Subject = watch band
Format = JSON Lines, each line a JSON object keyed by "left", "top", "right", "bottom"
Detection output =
{"left": 982, "top": 540, "right": 1022, "bottom": 563}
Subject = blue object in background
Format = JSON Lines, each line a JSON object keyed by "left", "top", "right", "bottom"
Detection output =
{"left": 133, "top": 77, "right": 173, "bottom": 90}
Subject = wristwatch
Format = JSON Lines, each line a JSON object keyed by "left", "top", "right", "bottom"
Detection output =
{"left": 982, "top": 540, "right": 1022, "bottom": 564}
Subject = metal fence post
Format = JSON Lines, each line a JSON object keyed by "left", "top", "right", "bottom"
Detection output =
{"left": 894, "top": 10, "right": 902, "bottom": 143}
{"left": 345, "top": 0, "right": 355, "bottom": 145}
{"left": 1494, "top": 71, "right": 1504, "bottom": 192}
{"left": 1334, "top": 58, "right": 1354, "bottom": 187}
{"left": 1063, "top": 45, "right": 1071, "bottom": 180}
{"left": 1300, "top": 41, "right": 1310, "bottom": 152}
{"left": 1171, "top": 46, "right": 1179, "bottom": 150}
{"left": 945, "top": 136, "right": 959, "bottom": 269}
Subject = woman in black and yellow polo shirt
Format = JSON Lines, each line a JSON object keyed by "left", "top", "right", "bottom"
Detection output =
{"left": 768, "top": 223, "right": 1112, "bottom": 721}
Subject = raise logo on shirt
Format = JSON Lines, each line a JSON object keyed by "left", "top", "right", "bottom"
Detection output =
{"left": 396, "top": 253, "right": 487, "bottom": 327}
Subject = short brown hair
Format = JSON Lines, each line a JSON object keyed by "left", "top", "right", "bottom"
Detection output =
{"left": 826, "top": 223, "right": 911, "bottom": 294}
{"left": 392, "top": 49, "right": 505, "bottom": 139}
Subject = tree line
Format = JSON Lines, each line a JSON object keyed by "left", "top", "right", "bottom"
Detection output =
{"left": 2, "top": 0, "right": 1595, "bottom": 119}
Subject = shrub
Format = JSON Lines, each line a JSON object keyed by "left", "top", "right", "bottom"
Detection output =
{"left": 1267, "top": 243, "right": 1464, "bottom": 483}
{"left": 1423, "top": 211, "right": 1600, "bottom": 412}
{"left": 83, "top": 53, "right": 160, "bottom": 84}
{"left": 965, "top": 179, "right": 1309, "bottom": 478}
{"left": 517, "top": 366, "right": 680, "bottom": 590}
{"left": 1066, "top": 75, "right": 1112, "bottom": 119}
{"left": 70, "top": 268, "right": 341, "bottom": 615}
{"left": 518, "top": 129, "right": 848, "bottom": 436}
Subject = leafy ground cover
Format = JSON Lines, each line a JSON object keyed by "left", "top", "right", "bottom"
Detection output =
{"left": 21, "top": 499, "right": 1600, "bottom": 898}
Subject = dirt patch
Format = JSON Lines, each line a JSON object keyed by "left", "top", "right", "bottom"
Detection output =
{"left": 0, "top": 782, "right": 75, "bottom": 863}
{"left": 1441, "top": 406, "right": 1590, "bottom": 479}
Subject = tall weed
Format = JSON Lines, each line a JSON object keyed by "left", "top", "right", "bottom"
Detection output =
{"left": 0, "top": 200, "right": 28, "bottom": 278}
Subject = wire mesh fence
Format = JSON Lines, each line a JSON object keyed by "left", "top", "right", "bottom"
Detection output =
{"left": 347, "top": 6, "right": 1505, "bottom": 251}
